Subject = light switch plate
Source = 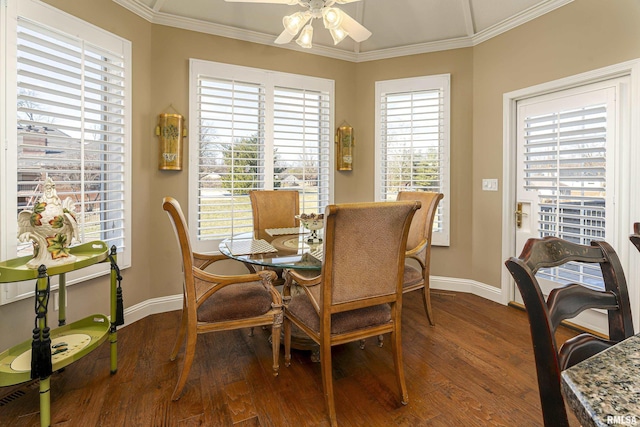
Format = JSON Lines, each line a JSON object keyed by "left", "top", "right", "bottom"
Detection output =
{"left": 482, "top": 179, "right": 498, "bottom": 191}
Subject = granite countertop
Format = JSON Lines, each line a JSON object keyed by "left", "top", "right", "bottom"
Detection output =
{"left": 561, "top": 334, "right": 640, "bottom": 427}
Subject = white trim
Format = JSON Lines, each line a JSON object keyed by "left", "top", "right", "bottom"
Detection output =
{"left": 120, "top": 294, "right": 183, "bottom": 327}
{"left": 472, "top": 0, "right": 573, "bottom": 45}
{"left": 502, "top": 58, "right": 640, "bottom": 329}
{"left": 116, "top": 276, "right": 505, "bottom": 329}
{"left": 0, "top": 0, "right": 16, "bottom": 262}
{"left": 461, "top": 0, "right": 475, "bottom": 38}
{"left": 432, "top": 276, "right": 504, "bottom": 305}
{"left": 111, "top": 0, "right": 573, "bottom": 63}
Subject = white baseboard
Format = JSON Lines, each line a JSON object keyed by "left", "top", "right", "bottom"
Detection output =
{"left": 431, "top": 276, "right": 503, "bottom": 304}
{"left": 121, "top": 294, "right": 183, "bottom": 327}
{"left": 119, "top": 277, "right": 504, "bottom": 329}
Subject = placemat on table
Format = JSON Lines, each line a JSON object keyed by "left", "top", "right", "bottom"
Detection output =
{"left": 265, "top": 227, "right": 305, "bottom": 236}
{"left": 225, "top": 239, "right": 278, "bottom": 256}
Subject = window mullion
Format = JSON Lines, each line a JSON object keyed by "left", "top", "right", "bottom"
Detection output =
{"left": 264, "top": 78, "right": 275, "bottom": 189}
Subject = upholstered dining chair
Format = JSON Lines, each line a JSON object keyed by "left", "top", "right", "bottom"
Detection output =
{"left": 162, "top": 197, "right": 283, "bottom": 401}
{"left": 397, "top": 191, "right": 443, "bottom": 326}
{"left": 249, "top": 190, "right": 300, "bottom": 231}
{"left": 248, "top": 190, "right": 300, "bottom": 284}
{"left": 283, "top": 201, "right": 420, "bottom": 427}
{"left": 505, "top": 236, "right": 634, "bottom": 427}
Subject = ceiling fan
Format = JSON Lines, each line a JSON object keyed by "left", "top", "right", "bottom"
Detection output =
{"left": 224, "top": 0, "right": 372, "bottom": 49}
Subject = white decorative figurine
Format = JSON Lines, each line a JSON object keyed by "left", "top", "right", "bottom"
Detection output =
{"left": 18, "top": 177, "right": 79, "bottom": 269}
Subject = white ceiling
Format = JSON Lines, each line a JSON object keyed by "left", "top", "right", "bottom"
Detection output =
{"left": 113, "top": 0, "right": 573, "bottom": 62}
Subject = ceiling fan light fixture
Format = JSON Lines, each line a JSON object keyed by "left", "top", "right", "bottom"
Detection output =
{"left": 283, "top": 11, "right": 310, "bottom": 35}
{"left": 329, "top": 27, "right": 348, "bottom": 45}
{"left": 296, "top": 24, "right": 314, "bottom": 48}
{"left": 225, "top": 0, "right": 370, "bottom": 49}
{"left": 322, "top": 7, "right": 343, "bottom": 30}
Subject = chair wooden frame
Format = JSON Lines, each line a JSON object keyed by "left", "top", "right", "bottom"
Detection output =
{"left": 283, "top": 201, "right": 420, "bottom": 427}
{"left": 397, "top": 191, "right": 443, "bottom": 326}
{"left": 505, "top": 236, "right": 634, "bottom": 427}
{"left": 163, "top": 197, "right": 283, "bottom": 401}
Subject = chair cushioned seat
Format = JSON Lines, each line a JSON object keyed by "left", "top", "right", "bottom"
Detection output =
{"left": 287, "top": 293, "right": 391, "bottom": 335}
{"left": 403, "top": 264, "right": 423, "bottom": 287}
{"left": 198, "top": 281, "right": 272, "bottom": 322}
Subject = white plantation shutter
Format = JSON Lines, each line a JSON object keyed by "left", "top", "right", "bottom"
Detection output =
{"left": 522, "top": 105, "right": 607, "bottom": 243}
{"left": 16, "top": 18, "right": 127, "bottom": 254}
{"left": 273, "top": 87, "right": 331, "bottom": 212}
{"left": 1, "top": 1, "right": 131, "bottom": 304}
{"left": 375, "top": 75, "right": 450, "bottom": 246}
{"left": 189, "top": 60, "right": 333, "bottom": 250}
{"left": 517, "top": 84, "right": 617, "bottom": 290}
{"left": 195, "top": 77, "right": 264, "bottom": 241}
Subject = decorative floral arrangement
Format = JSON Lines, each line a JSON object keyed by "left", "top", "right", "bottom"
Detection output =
{"left": 298, "top": 213, "right": 324, "bottom": 220}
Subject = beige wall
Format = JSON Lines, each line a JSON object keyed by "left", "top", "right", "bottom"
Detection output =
{"left": 146, "top": 24, "right": 359, "bottom": 299}
{"left": 353, "top": 50, "right": 475, "bottom": 279}
{"left": 1, "top": 0, "right": 639, "bottom": 346}
{"left": 471, "top": 0, "right": 640, "bottom": 287}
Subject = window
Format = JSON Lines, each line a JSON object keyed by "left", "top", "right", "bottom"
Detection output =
{"left": 0, "top": 0, "right": 131, "bottom": 304}
{"left": 519, "top": 93, "right": 613, "bottom": 245}
{"left": 189, "top": 59, "right": 333, "bottom": 252}
{"left": 375, "top": 74, "right": 450, "bottom": 246}
{"left": 516, "top": 81, "right": 622, "bottom": 291}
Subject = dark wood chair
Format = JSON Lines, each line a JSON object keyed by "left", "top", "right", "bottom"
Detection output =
{"left": 631, "top": 222, "right": 640, "bottom": 253}
{"left": 163, "top": 197, "right": 283, "bottom": 400}
{"left": 505, "top": 236, "right": 634, "bottom": 427}
{"left": 283, "top": 201, "right": 420, "bottom": 427}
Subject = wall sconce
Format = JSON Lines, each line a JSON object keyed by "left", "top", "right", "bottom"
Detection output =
{"left": 156, "top": 111, "right": 186, "bottom": 171}
{"left": 335, "top": 121, "right": 354, "bottom": 171}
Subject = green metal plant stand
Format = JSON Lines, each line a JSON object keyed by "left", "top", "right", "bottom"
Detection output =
{"left": 0, "top": 241, "right": 122, "bottom": 427}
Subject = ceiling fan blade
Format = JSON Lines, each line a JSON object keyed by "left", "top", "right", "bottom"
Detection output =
{"left": 340, "top": 12, "right": 371, "bottom": 42}
{"left": 274, "top": 28, "right": 297, "bottom": 44}
{"left": 224, "top": 0, "right": 298, "bottom": 4}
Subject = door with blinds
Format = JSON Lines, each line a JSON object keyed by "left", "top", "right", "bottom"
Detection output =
{"left": 514, "top": 80, "right": 622, "bottom": 333}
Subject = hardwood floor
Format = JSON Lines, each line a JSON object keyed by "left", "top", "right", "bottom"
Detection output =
{"left": 0, "top": 292, "right": 581, "bottom": 426}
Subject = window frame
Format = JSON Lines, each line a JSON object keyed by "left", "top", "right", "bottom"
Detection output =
{"left": 374, "top": 74, "right": 451, "bottom": 246}
{"left": 188, "top": 59, "right": 334, "bottom": 253}
{"left": 0, "top": 0, "right": 132, "bottom": 304}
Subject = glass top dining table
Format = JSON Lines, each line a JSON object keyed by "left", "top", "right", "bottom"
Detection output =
{"left": 218, "top": 229, "right": 323, "bottom": 271}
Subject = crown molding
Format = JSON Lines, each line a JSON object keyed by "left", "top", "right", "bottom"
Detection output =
{"left": 113, "top": 0, "right": 154, "bottom": 22}
{"left": 112, "top": 0, "right": 573, "bottom": 63}
{"left": 355, "top": 37, "right": 474, "bottom": 63}
{"left": 472, "top": 0, "right": 573, "bottom": 45}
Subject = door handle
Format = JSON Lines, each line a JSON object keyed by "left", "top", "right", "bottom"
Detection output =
{"left": 515, "top": 202, "right": 528, "bottom": 228}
